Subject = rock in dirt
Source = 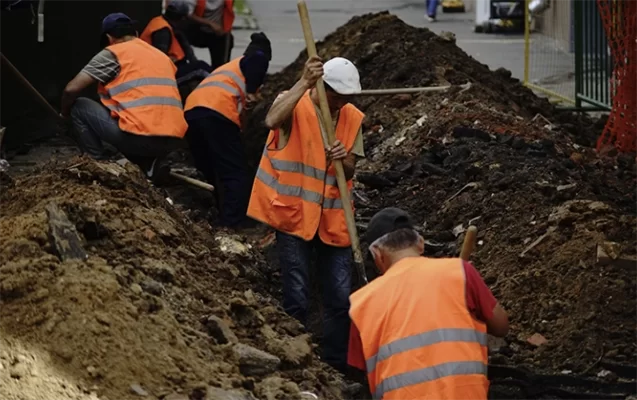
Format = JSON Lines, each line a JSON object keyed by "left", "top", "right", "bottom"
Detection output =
{"left": 266, "top": 334, "right": 313, "bottom": 368}
{"left": 205, "top": 315, "right": 238, "bottom": 344}
{"left": 130, "top": 383, "right": 149, "bottom": 396}
{"left": 233, "top": 343, "right": 281, "bottom": 377}
{"left": 205, "top": 386, "right": 257, "bottom": 400}
{"left": 45, "top": 202, "right": 88, "bottom": 262}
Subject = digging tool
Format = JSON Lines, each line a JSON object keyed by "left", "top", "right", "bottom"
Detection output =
{"left": 460, "top": 225, "right": 478, "bottom": 260}
{"left": 297, "top": 0, "right": 367, "bottom": 285}
{"left": 358, "top": 82, "right": 472, "bottom": 96}
{"left": 1, "top": 52, "right": 60, "bottom": 119}
{"left": 169, "top": 171, "right": 215, "bottom": 192}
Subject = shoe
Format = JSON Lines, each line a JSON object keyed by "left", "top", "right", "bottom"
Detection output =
{"left": 142, "top": 156, "right": 171, "bottom": 185}
{"left": 427, "top": 15, "right": 436, "bottom": 22}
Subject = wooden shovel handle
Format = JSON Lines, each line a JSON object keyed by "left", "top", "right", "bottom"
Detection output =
{"left": 460, "top": 226, "right": 478, "bottom": 261}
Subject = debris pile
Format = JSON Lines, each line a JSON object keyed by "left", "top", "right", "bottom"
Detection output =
{"left": 246, "top": 12, "right": 637, "bottom": 377}
{"left": 0, "top": 159, "right": 345, "bottom": 400}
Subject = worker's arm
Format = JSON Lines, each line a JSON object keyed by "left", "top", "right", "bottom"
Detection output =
{"left": 150, "top": 28, "right": 173, "bottom": 58}
{"left": 265, "top": 55, "right": 323, "bottom": 129}
{"left": 463, "top": 261, "right": 509, "bottom": 337}
{"left": 347, "top": 322, "right": 367, "bottom": 371}
{"left": 188, "top": 14, "right": 223, "bottom": 34}
{"left": 327, "top": 141, "right": 357, "bottom": 180}
{"left": 60, "top": 71, "right": 97, "bottom": 117}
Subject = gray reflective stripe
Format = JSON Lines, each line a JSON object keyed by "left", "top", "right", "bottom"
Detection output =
{"left": 322, "top": 196, "right": 343, "bottom": 209}
{"left": 209, "top": 70, "right": 247, "bottom": 94}
{"left": 374, "top": 361, "right": 487, "bottom": 399}
{"left": 325, "top": 175, "right": 337, "bottom": 186}
{"left": 103, "top": 96, "right": 183, "bottom": 111}
{"left": 262, "top": 148, "right": 326, "bottom": 181}
{"left": 255, "top": 168, "right": 324, "bottom": 205}
{"left": 197, "top": 80, "right": 244, "bottom": 115}
{"left": 366, "top": 328, "right": 488, "bottom": 374}
{"left": 105, "top": 77, "right": 177, "bottom": 97}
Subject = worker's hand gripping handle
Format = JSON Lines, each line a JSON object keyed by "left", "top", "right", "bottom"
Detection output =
{"left": 460, "top": 226, "right": 478, "bottom": 261}
{"left": 297, "top": 1, "right": 367, "bottom": 284}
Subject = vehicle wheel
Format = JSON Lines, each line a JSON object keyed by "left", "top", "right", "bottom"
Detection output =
{"left": 483, "top": 21, "right": 493, "bottom": 33}
{"left": 442, "top": 6, "right": 450, "bottom": 12}
{"left": 474, "top": 24, "right": 484, "bottom": 33}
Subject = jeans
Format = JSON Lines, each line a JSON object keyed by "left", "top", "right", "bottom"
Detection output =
{"left": 185, "top": 112, "right": 250, "bottom": 227}
{"left": 276, "top": 231, "right": 352, "bottom": 371}
{"left": 70, "top": 97, "right": 181, "bottom": 162}
{"left": 426, "top": 0, "right": 438, "bottom": 17}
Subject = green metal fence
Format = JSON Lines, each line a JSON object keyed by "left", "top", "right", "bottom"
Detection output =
{"left": 574, "top": 0, "right": 613, "bottom": 110}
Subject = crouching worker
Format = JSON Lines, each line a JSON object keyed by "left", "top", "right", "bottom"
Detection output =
{"left": 140, "top": 0, "right": 212, "bottom": 99}
{"left": 247, "top": 56, "right": 365, "bottom": 372}
{"left": 184, "top": 32, "right": 271, "bottom": 228}
{"left": 348, "top": 207, "right": 510, "bottom": 400}
{"left": 61, "top": 13, "right": 187, "bottom": 179}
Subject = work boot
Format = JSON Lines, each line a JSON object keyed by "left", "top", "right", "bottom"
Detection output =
{"left": 132, "top": 156, "right": 171, "bottom": 185}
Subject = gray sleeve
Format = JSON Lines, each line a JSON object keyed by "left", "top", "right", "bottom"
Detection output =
{"left": 81, "top": 49, "right": 121, "bottom": 84}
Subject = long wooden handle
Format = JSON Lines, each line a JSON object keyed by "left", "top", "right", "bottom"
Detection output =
{"left": 358, "top": 83, "right": 471, "bottom": 96}
{"left": 460, "top": 226, "right": 478, "bottom": 261}
{"left": 169, "top": 171, "right": 215, "bottom": 192}
{"left": 1, "top": 52, "right": 60, "bottom": 119}
{"left": 297, "top": 1, "right": 366, "bottom": 283}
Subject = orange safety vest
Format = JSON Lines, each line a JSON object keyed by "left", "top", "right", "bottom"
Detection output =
{"left": 247, "top": 91, "right": 364, "bottom": 247}
{"left": 140, "top": 16, "right": 186, "bottom": 62}
{"left": 194, "top": 0, "right": 235, "bottom": 33}
{"left": 184, "top": 57, "right": 245, "bottom": 127}
{"left": 349, "top": 257, "right": 489, "bottom": 400}
{"left": 98, "top": 38, "right": 187, "bottom": 138}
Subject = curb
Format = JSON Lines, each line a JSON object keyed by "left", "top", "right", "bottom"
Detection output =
{"left": 233, "top": 0, "right": 259, "bottom": 30}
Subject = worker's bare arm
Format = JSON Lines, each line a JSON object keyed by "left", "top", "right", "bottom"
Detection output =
{"left": 486, "top": 303, "right": 509, "bottom": 337}
{"left": 188, "top": 14, "right": 223, "bottom": 34}
{"left": 265, "top": 55, "right": 323, "bottom": 129}
{"left": 61, "top": 71, "right": 97, "bottom": 117}
{"left": 342, "top": 153, "right": 357, "bottom": 181}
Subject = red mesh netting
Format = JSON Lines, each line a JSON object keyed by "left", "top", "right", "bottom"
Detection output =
{"left": 596, "top": 0, "right": 637, "bottom": 153}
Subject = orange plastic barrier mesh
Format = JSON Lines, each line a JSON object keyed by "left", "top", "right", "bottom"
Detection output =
{"left": 596, "top": 0, "right": 637, "bottom": 153}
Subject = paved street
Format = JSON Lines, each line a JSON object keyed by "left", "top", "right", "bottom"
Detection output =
{"left": 196, "top": 0, "right": 527, "bottom": 79}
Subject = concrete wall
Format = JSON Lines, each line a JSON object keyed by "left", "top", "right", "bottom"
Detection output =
{"left": 535, "top": 0, "right": 573, "bottom": 52}
{"left": 1, "top": 0, "right": 161, "bottom": 147}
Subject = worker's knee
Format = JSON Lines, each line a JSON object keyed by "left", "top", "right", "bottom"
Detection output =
{"left": 69, "top": 97, "right": 99, "bottom": 121}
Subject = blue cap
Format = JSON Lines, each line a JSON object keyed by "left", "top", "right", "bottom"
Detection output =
{"left": 101, "top": 12, "right": 135, "bottom": 34}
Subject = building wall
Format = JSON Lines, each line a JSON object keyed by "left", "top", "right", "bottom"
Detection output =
{"left": 1, "top": 0, "right": 161, "bottom": 146}
{"left": 535, "top": 0, "right": 573, "bottom": 52}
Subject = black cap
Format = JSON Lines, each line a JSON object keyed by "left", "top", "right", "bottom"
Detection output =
{"left": 243, "top": 32, "right": 272, "bottom": 61}
{"left": 101, "top": 12, "right": 136, "bottom": 34}
{"left": 365, "top": 208, "right": 415, "bottom": 244}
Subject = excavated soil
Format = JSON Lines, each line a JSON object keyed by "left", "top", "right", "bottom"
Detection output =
{"left": 244, "top": 10, "right": 637, "bottom": 385}
{"left": 0, "top": 159, "right": 346, "bottom": 400}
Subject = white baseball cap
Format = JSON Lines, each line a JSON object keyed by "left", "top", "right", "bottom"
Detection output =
{"left": 323, "top": 57, "right": 361, "bottom": 95}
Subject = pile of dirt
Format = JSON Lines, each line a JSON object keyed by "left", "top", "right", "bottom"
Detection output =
{"left": 0, "top": 158, "right": 345, "bottom": 400}
{"left": 244, "top": 12, "right": 637, "bottom": 378}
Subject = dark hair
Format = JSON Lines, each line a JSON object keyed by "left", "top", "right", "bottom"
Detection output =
{"left": 106, "top": 23, "right": 137, "bottom": 39}
{"left": 324, "top": 82, "right": 336, "bottom": 93}
{"left": 375, "top": 228, "right": 419, "bottom": 251}
{"left": 164, "top": 9, "right": 185, "bottom": 21}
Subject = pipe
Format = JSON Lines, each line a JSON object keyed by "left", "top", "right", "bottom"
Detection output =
{"left": 37, "top": 0, "right": 45, "bottom": 42}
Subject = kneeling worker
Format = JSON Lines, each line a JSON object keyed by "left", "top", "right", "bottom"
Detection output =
{"left": 247, "top": 56, "right": 365, "bottom": 372}
{"left": 61, "top": 13, "right": 187, "bottom": 177}
{"left": 184, "top": 32, "right": 271, "bottom": 228}
{"left": 348, "top": 207, "right": 510, "bottom": 400}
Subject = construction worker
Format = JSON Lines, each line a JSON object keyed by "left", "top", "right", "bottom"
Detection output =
{"left": 247, "top": 56, "right": 366, "bottom": 372}
{"left": 140, "top": 0, "right": 212, "bottom": 94}
{"left": 184, "top": 32, "right": 271, "bottom": 228}
{"left": 182, "top": 0, "right": 235, "bottom": 70}
{"left": 348, "top": 207, "right": 510, "bottom": 399}
{"left": 60, "top": 13, "right": 187, "bottom": 178}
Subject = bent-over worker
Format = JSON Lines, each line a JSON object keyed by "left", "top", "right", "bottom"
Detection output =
{"left": 184, "top": 32, "right": 271, "bottom": 228}
{"left": 61, "top": 13, "right": 187, "bottom": 178}
{"left": 182, "top": 0, "right": 235, "bottom": 70}
{"left": 247, "top": 56, "right": 366, "bottom": 372}
{"left": 348, "top": 207, "right": 510, "bottom": 400}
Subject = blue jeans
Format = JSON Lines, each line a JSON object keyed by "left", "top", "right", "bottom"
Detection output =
{"left": 426, "top": 0, "right": 438, "bottom": 17}
{"left": 276, "top": 231, "right": 352, "bottom": 371}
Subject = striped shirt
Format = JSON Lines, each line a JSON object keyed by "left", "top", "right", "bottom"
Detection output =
{"left": 81, "top": 49, "right": 121, "bottom": 84}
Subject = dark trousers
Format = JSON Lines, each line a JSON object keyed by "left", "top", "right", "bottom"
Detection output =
{"left": 426, "top": 0, "right": 438, "bottom": 17}
{"left": 276, "top": 231, "right": 352, "bottom": 372}
{"left": 70, "top": 97, "right": 181, "bottom": 162}
{"left": 184, "top": 23, "right": 233, "bottom": 70}
{"left": 186, "top": 114, "right": 249, "bottom": 227}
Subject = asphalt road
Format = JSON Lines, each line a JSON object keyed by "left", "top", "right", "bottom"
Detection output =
{"left": 195, "top": 0, "right": 527, "bottom": 78}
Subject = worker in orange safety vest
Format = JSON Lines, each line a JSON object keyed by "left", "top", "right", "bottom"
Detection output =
{"left": 247, "top": 56, "right": 366, "bottom": 372}
{"left": 348, "top": 207, "right": 510, "bottom": 399}
{"left": 179, "top": 0, "right": 235, "bottom": 70}
{"left": 61, "top": 13, "right": 187, "bottom": 180}
{"left": 184, "top": 32, "right": 271, "bottom": 228}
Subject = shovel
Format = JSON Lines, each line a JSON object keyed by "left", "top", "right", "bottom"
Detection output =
{"left": 297, "top": 1, "right": 367, "bottom": 285}
{"left": 358, "top": 82, "right": 472, "bottom": 96}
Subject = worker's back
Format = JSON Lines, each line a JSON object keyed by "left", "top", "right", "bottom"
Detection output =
{"left": 99, "top": 38, "right": 186, "bottom": 138}
{"left": 349, "top": 256, "right": 489, "bottom": 400}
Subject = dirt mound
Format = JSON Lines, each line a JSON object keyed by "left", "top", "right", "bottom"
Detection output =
{"left": 0, "top": 158, "right": 344, "bottom": 400}
{"left": 243, "top": 11, "right": 637, "bottom": 379}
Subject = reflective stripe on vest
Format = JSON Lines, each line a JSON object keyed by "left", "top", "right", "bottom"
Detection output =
{"left": 98, "top": 38, "right": 187, "bottom": 138}
{"left": 247, "top": 92, "right": 364, "bottom": 244}
{"left": 184, "top": 57, "right": 245, "bottom": 126}
{"left": 349, "top": 258, "right": 489, "bottom": 399}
